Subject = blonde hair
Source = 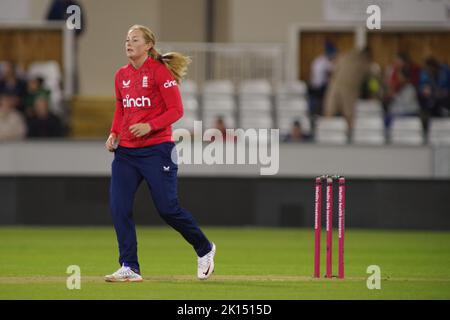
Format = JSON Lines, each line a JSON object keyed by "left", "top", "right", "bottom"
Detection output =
{"left": 128, "top": 24, "right": 191, "bottom": 83}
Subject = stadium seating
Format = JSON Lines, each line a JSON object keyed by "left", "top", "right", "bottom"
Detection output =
{"left": 316, "top": 117, "right": 348, "bottom": 144}
{"left": 390, "top": 117, "right": 424, "bottom": 145}
{"left": 275, "top": 81, "right": 310, "bottom": 135}
{"left": 276, "top": 81, "right": 307, "bottom": 96}
{"left": 353, "top": 117, "right": 385, "bottom": 145}
{"left": 68, "top": 77, "right": 442, "bottom": 148}
{"left": 429, "top": 118, "right": 450, "bottom": 145}
{"left": 202, "top": 80, "right": 236, "bottom": 129}
{"left": 355, "top": 99, "right": 384, "bottom": 118}
{"left": 239, "top": 79, "right": 273, "bottom": 129}
{"left": 175, "top": 80, "right": 200, "bottom": 131}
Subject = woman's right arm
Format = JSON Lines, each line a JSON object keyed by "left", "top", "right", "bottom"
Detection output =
{"left": 106, "top": 73, "right": 123, "bottom": 152}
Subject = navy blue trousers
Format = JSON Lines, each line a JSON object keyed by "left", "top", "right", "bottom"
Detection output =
{"left": 109, "top": 142, "right": 211, "bottom": 273}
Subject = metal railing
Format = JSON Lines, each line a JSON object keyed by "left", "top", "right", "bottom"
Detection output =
{"left": 158, "top": 42, "right": 285, "bottom": 87}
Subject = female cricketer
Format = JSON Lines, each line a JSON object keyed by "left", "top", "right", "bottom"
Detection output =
{"left": 104, "top": 25, "right": 215, "bottom": 282}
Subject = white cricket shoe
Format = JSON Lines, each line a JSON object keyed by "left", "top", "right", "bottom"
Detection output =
{"left": 197, "top": 242, "right": 216, "bottom": 280}
{"left": 104, "top": 264, "right": 143, "bottom": 282}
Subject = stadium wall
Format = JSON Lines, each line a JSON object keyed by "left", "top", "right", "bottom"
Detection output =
{"left": 0, "top": 176, "right": 449, "bottom": 230}
{"left": 1, "top": 142, "right": 449, "bottom": 230}
{"left": 228, "top": 0, "right": 323, "bottom": 42}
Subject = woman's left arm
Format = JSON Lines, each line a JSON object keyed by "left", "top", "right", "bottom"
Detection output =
{"left": 148, "top": 64, "right": 184, "bottom": 131}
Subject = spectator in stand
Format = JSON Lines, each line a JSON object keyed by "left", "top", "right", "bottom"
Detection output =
{"left": 23, "top": 76, "right": 51, "bottom": 117}
{"left": 384, "top": 68, "right": 421, "bottom": 131}
{"left": 309, "top": 41, "right": 337, "bottom": 117}
{"left": 212, "top": 116, "right": 235, "bottom": 142}
{"left": 418, "top": 57, "right": 450, "bottom": 117}
{"left": 385, "top": 53, "right": 420, "bottom": 95}
{"left": 0, "top": 61, "right": 27, "bottom": 112}
{"left": 323, "top": 47, "right": 372, "bottom": 139}
{"left": 283, "top": 119, "right": 311, "bottom": 143}
{"left": 214, "top": 116, "right": 227, "bottom": 137}
{"left": 361, "top": 62, "right": 383, "bottom": 100}
{"left": 26, "top": 96, "right": 64, "bottom": 138}
{"left": 0, "top": 94, "right": 27, "bottom": 141}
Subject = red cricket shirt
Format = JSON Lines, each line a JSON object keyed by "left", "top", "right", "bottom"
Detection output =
{"left": 110, "top": 57, "right": 183, "bottom": 148}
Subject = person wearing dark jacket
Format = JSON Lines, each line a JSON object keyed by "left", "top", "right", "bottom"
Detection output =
{"left": 27, "top": 96, "right": 64, "bottom": 137}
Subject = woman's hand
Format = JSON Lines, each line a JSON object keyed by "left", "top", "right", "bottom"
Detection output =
{"left": 129, "top": 123, "right": 151, "bottom": 137}
{"left": 105, "top": 133, "right": 119, "bottom": 152}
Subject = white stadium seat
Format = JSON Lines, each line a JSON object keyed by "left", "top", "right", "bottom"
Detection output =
{"left": 203, "top": 98, "right": 235, "bottom": 112}
{"left": 316, "top": 117, "right": 347, "bottom": 144}
{"left": 276, "top": 81, "right": 309, "bottom": 134}
{"left": 183, "top": 97, "right": 199, "bottom": 113}
{"left": 277, "top": 99, "right": 308, "bottom": 113}
{"left": 240, "top": 99, "right": 272, "bottom": 112}
{"left": 354, "top": 117, "right": 384, "bottom": 130}
{"left": 353, "top": 117, "right": 385, "bottom": 145}
{"left": 390, "top": 117, "right": 424, "bottom": 145}
{"left": 238, "top": 79, "right": 273, "bottom": 128}
{"left": 240, "top": 116, "right": 273, "bottom": 129}
{"left": 429, "top": 118, "right": 450, "bottom": 145}
{"left": 355, "top": 99, "right": 384, "bottom": 118}
{"left": 202, "top": 80, "right": 237, "bottom": 127}
{"left": 203, "top": 81, "right": 235, "bottom": 108}
{"left": 203, "top": 112, "right": 236, "bottom": 129}
{"left": 275, "top": 81, "right": 307, "bottom": 97}
{"left": 239, "top": 79, "right": 272, "bottom": 96}
{"left": 178, "top": 80, "right": 200, "bottom": 125}
{"left": 203, "top": 80, "right": 234, "bottom": 95}
{"left": 180, "top": 79, "right": 198, "bottom": 96}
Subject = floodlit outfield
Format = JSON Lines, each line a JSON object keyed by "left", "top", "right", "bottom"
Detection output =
{"left": 0, "top": 227, "right": 449, "bottom": 299}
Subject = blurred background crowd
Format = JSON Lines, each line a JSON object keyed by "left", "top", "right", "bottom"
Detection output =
{"left": 2, "top": 44, "right": 449, "bottom": 143}
{"left": 302, "top": 43, "right": 450, "bottom": 144}
{"left": 1, "top": 0, "right": 449, "bottom": 146}
{"left": 0, "top": 60, "right": 65, "bottom": 140}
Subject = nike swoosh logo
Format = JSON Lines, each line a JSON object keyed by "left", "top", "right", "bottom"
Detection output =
{"left": 203, "top": 265, "right": 211, "bottom": 275}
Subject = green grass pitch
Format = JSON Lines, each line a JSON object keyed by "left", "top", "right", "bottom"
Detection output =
{"left": 0, "top": 227, "right": 449, "bottom": 299}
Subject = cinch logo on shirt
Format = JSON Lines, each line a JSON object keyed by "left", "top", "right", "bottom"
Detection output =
{"left": 163, "top": 80, "right": 177, "bottom": 88}
{"left": 123, "top": 95, "right": 151, "bottom": 108}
